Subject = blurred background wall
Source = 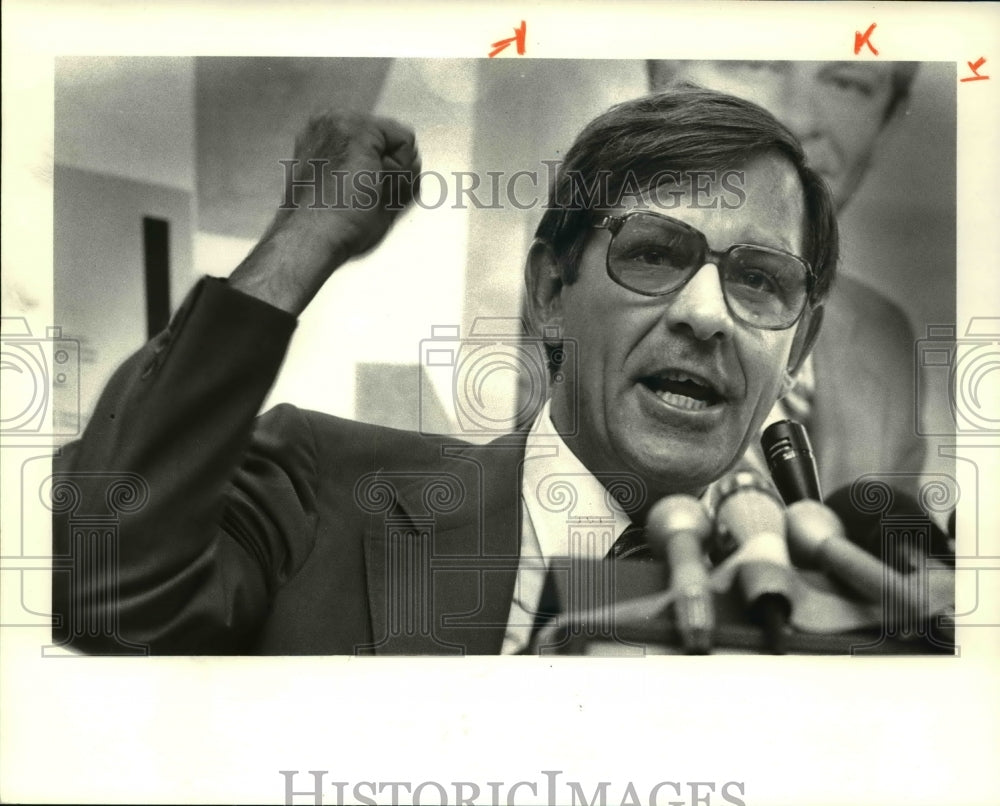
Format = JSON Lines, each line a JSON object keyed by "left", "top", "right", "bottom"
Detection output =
{"left": 51, "top": 57, "right": 955, "bottom": 479}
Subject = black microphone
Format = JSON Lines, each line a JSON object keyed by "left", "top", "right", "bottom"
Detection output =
{"left": 761, "top": 419, "right": 822, "bottom": 504}
{"left": 824, "top": 485, "right": 955, "bottom": 572}
{"left": 715, "top": 471, "right": 793, "bottom": 654}
{"left": 646, "top": 495, "right": 714, "bottom": 654}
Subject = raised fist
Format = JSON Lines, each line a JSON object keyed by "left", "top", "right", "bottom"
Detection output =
{"left": 231, "top": 113, "right": 421, "bottom": 314}
{"left": 277, "top": 113, "right": 421, "bottom": 258}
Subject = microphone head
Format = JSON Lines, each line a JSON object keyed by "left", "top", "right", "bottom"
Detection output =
{"left": 715, "top": 470, "right": 786, "bottom": 545}
{"left": 646, "top": 495, "right": 711, "bottom": 538}
{"left": 761, "top": 419, "right": 811, "bottom": 460}
{"left": 760, "top": 419, "right": 822, "bottom": 504}
{"left": 786, "top": 499, "right": 847, "bottom": 566}
{"left": 645, "top": 495, "right": 712, "bottom": 561}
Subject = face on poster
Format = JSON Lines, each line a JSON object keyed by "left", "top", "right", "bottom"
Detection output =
{"left": 2, "top": 2, "right": 999, "bottom": 805}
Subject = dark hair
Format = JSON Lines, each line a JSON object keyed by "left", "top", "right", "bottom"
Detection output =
{"left": 534, "top": 86, "right": 838, "bottom": 303}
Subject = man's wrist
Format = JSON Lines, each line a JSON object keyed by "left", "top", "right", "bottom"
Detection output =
{"left": 229, "top": 222, "right": 352, "bottom": 315}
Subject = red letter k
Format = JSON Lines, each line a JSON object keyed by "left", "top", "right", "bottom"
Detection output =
{"left": 854, "top": 23, "right": 878, "bottom": 56}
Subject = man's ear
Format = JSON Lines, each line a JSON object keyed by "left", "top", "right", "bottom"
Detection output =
{"left": 524, "top": 239, "right": 565, "bottom": 336}
{"left": 786, "top": 303, "right": 824, "bottom": 376}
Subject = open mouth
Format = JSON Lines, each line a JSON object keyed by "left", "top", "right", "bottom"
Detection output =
{"left": 640, "top": 370, "right": 724, "bottom": 411}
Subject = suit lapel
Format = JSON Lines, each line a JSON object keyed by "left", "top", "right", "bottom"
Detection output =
{"left": 363, "top": 433, "right": 527, "bottom": 655}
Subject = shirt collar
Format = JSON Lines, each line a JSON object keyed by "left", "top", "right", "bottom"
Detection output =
{"left": 520, "top": 400, "right": 634, "bottom": 560}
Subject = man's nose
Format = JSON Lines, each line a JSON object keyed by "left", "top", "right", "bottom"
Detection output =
{"left": 663, "top": 263, "right": 735, "bottom": 341}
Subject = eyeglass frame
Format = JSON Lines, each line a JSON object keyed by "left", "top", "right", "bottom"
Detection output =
{"left": 592, "top": 210, "right": 816, "bottom": 331}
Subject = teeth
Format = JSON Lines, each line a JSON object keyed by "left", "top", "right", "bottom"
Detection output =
{"left": 654, "top": 389, "right": 710, "bottom": 411}
{"left": 662, "top": 369, "right": 713, "bottom": 390}
{"left": 663, "top": 370, "right": 699, "bottom": 384}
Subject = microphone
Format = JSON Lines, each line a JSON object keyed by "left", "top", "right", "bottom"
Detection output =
{"left": 761, "top": 419, "right": 822, "bottom": 504}
{"left": 824, "top": 485, "right": 955, "bottom": 571}
{"left": 787, "top": 500, "right": 954, "bottom": 636}
{"left": 947, "top": 508, "right": 956, "bottom": 557}
{"left": 787, "top": 500, "right": 912, "bottom": 605}
{"left": 645, "top": 495, "right": 714, "bottom": 654}
{"left": 715, "top": 471, "right": 793, "bottom": 653}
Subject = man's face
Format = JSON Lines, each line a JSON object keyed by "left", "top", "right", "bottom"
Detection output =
{"left": 544, "top": 153, "right": 811, "bottom": 499}
{"left": 652, "top": 61, "right": 897, "bottom": 209}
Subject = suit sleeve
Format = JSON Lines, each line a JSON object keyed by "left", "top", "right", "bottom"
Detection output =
{"left": 52, "top": 277, "right": 318, "bottom": 654}
{"left": 810, "top": 276, "right": 929, "bottom": 497}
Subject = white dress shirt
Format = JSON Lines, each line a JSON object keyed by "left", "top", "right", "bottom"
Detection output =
{"left": 501, "top": 400, "right": 635, "bottom": 654}
{"left": 499, "top": 398, "right": 747, "bottom": 653}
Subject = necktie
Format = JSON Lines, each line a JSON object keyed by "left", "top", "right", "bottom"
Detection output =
{"left": 529, "top": 525, "right": 652, "bottom": 652}
{"left": 606, "top": 523, "right": 654, "bottom": 561}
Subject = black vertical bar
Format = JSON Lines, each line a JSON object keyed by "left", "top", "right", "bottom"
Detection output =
{"left": 142, "top": 216, "right": 171, "bottom": 339}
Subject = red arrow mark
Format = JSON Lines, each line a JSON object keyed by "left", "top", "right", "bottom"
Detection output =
{"left": 489, "top": 20, "right": 526, "bottom": 58}
{"left": 960, "top": 56, "right": 989, "bottom": 82}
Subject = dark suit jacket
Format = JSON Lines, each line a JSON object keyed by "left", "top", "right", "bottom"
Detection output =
{"left": 53, "top": 278, "right": 526, "bottom": 655}
{"left": 52, "top": 276, "right": 928, "bottom": 656}
{"left": 810, "top": 274, "right": 926, "bottom": 495}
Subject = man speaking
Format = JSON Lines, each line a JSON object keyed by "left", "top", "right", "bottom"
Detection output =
{"left": 648, "top": 60, "right": 927, "bottom": 496}
{"left": 52, "top": 88, "right": 837, "bottom": 655}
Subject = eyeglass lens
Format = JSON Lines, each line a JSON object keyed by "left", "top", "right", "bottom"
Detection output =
{"left": 607, "top": 213, "right": 808, "bottom": 328}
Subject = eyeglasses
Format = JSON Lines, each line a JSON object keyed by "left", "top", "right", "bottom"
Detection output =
{"left": 593, "top": 211, "right": 815, "bottom": 330}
